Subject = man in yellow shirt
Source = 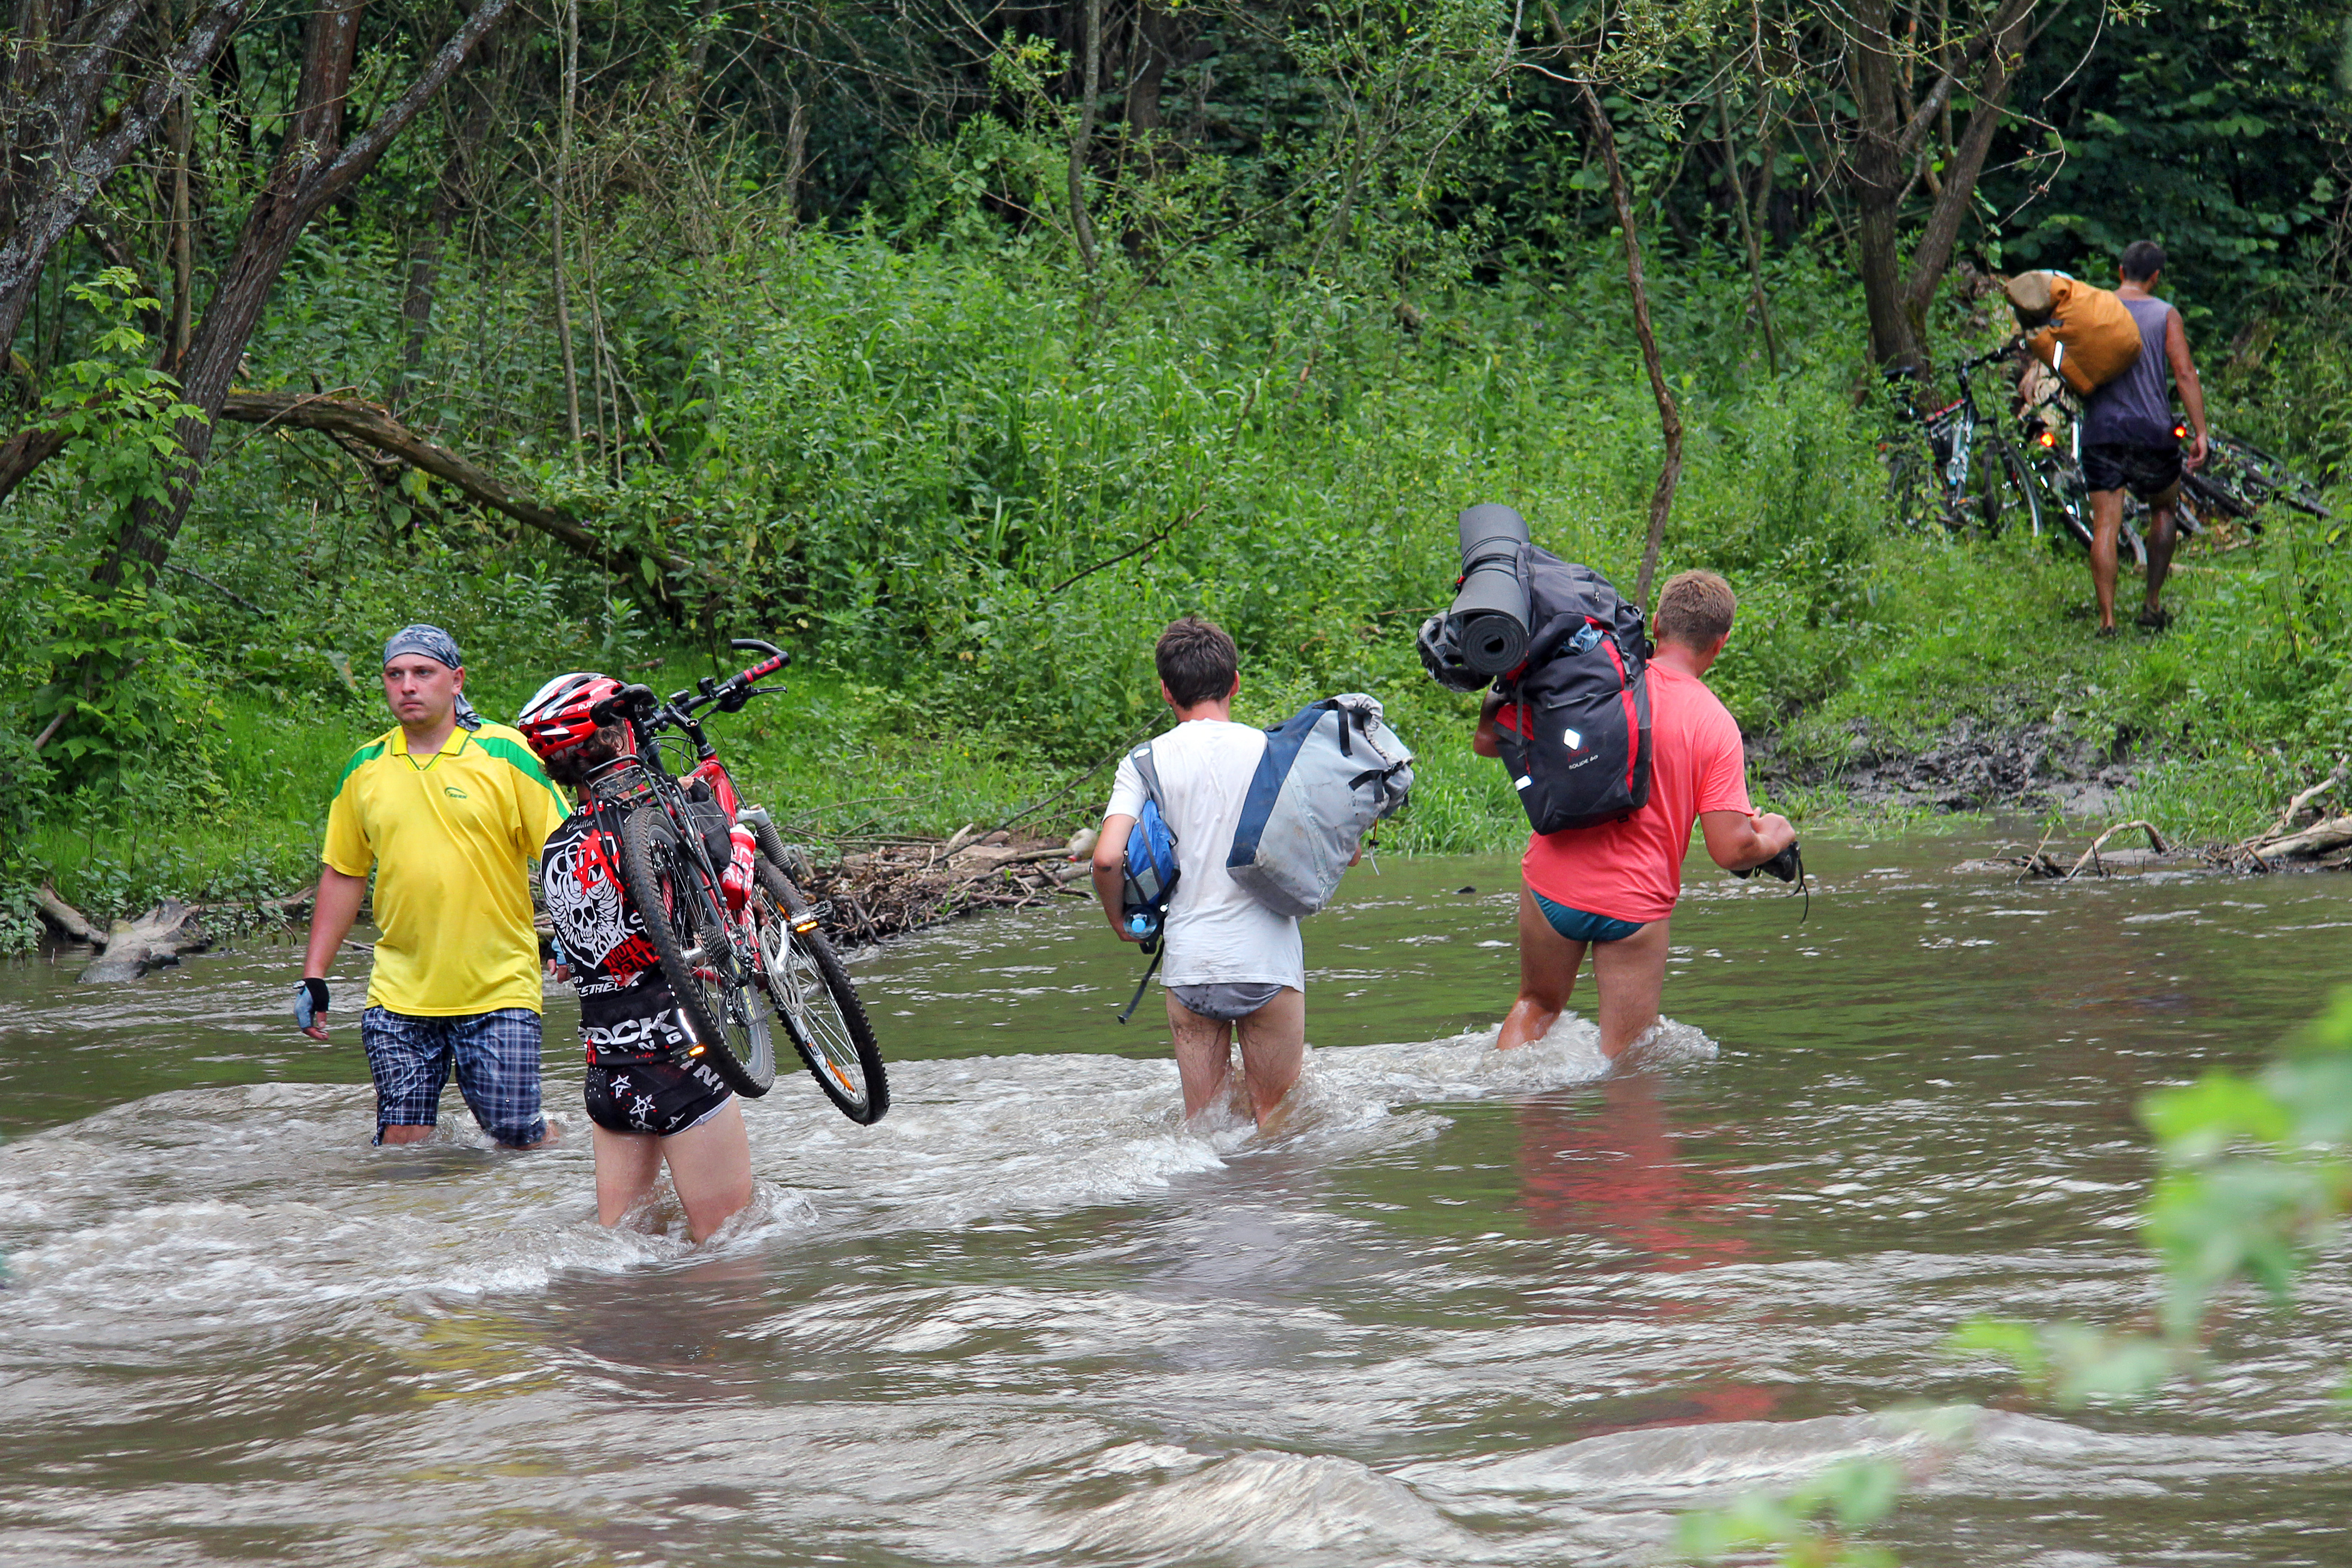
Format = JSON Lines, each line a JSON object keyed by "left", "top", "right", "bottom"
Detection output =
{"left": 295, "top": 625, "right": 571, "bottom": 1147}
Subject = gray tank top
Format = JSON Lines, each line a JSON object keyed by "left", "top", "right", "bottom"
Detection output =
{"left": 2081, "top": 296, "right": 2176, "bottom": 449}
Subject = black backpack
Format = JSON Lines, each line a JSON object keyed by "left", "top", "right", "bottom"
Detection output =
{"left": 1493, "top": 548, "right": 1653, "bottom": 833}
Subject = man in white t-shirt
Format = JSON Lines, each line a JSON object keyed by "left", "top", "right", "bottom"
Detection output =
{"left": 1091, "top": 617, "right": 1305, "bottom": 1127}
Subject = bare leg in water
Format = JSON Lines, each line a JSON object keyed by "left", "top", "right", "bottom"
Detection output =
{"left": 1166, "top": 986, "right": 1305, "bottom": 1128}
{"left": 1496, "top": 887, "right": 1669, "bottom": 1058}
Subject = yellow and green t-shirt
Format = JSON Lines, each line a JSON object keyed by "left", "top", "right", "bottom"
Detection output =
{"left": 322, "top": 721, "right": 572, "bottom": 1017}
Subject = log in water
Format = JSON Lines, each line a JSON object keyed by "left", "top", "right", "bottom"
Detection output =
{"left": 2, "top": 831, "right": 2350, "bottom": 1564}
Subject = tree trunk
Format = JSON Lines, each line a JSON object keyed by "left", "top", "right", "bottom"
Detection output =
{"left": 553, "top": 0, "right": 583, "bottom": 447}
{"left": 0, "top": 0, "right": 249, "bottom": 356}
{"left": 1125, "top": 0, "right": 1177, "bottom": 136}
{"left": 1067, "top": 0, "right": 1101, "bottom": 270}
{"left": 1847, "top": 0, "right": 2038, "bottom": 374}
{"left": 1898, "top": 0, "right": 2037, "bottom": 326}
{"left": 1577, "top": 81, "right": 1682, "bottom": 608}
{"left": 88, "top": 0, "right": 521, "bottom": 591}
{"left": 1716, "top": 78, "right": 1780, "bottom": 377}
{"left": 390, "top": 46, "right": 498, "bottom": 407}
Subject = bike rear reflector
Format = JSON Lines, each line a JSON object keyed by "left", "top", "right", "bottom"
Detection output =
{"left": 2038, "top": 431, "right": 2057, "bottom": 447}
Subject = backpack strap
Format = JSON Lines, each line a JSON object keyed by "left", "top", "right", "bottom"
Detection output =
{"left": 1130, "top": 743, "right": 1175, "bottom": 839}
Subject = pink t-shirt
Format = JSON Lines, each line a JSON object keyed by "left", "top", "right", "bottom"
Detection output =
{"left": 1509, "top": 663, "right": 1752, "bottom": 924}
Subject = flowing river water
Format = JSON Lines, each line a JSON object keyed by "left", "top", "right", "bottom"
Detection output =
{"left": 4, "top": 829, "right": 2351, "bottom": 1566}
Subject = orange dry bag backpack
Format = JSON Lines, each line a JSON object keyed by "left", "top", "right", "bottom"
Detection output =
{"left": 2004, "top": 271, "right": 2142, "bottom": 396}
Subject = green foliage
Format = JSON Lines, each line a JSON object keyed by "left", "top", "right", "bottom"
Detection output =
{"left": 1675, "top": 1452, "right": 1907, "bottom": 1568}
{"left": 35, "top": 270, "right": 205, "bottom": 521}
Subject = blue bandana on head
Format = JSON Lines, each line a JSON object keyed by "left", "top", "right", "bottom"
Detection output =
{"left": 382, "top": 623, "right": 483, "bottom": 730}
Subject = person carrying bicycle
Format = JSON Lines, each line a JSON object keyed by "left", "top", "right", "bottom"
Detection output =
{"left": 519, "top": 671, "right": 754, "bottom": 1243}
{"left": 2078, "top": 240, "right": 2209, "bottom": 634}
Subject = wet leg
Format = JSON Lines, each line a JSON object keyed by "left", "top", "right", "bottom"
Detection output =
{"left": 1165, "top": 993, "right": 1236, "bottom": 1118}
{"left": 661, "top": 1098, "right": 754, "bottom": 1242}
{"left": 2089, "top": 488, "right": 2124, "bottom": 630}
{"left": 593, "top": 1126, "right": 664, "bottom": 1225}
{"left": 1499, "top": 887, "right": 1588, "bottom": 1051}
{"left": 1588, "top": 919, "right": 1671, "bottom": 1058}
{"left": 1234, "top": 987, "right": 1306, "bottom": 1129}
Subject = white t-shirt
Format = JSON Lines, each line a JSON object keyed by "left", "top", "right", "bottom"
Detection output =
{"left": 1105, "top": 718, "right": 1304, "bottom": 990}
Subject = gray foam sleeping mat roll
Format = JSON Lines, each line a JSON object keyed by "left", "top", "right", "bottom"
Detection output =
{"left": 1450, "top": 503, "right": 1533, "bottom": 676}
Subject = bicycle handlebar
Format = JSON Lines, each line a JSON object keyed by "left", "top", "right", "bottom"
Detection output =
{"left": 666, "top": 637, "right": 794, "bottom": 723}
{"left": 1952, "top": 337, "right": 2025, "bottom": 373}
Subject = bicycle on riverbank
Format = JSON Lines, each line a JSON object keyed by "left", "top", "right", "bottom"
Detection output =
{"left": 2018, "top": 400, "right": 2333, "bottom": 564}
{"left": 1886, "top": 344, "right": 2045, "bottom": 540}
{"left": 588, "top": 640, "right": 888, "bottom": 1124}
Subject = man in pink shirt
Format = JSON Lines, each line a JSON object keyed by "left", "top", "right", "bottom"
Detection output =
{"left": 1474, "top": 569, "right": 1795, "bottom": 1057}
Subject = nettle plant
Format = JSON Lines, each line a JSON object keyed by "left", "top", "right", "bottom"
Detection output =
{"left": 23, "top": 269, "right": 215, "bottom": 786}
{"left": 37, "top": 268, "right": 206, "bottom": 523}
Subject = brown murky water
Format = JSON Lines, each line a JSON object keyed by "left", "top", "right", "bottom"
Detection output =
{"left": 2, "top": 830, "right": 2349, "bottom": 1565}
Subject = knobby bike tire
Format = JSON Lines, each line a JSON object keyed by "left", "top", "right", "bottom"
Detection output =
{"left": 749, "top": 858, "right": 889, "bottom": 1124}
{"left": 2210, "top": 435, "right": 2332, "bottom": 518}
{"left": 1971, "top": 438, "right": 2041, "bottom": 539}
{"left": 2026, "top": 454, "right": 2095, "bottom": 551}
{"left": 617, "top": 808, "right": 778, "bottom": 1098}
{"left": 2184, "top": 470, "right": 2259, "bottom": 521}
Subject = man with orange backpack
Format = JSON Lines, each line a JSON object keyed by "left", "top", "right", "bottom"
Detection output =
{"left": 2077, "top": 241, "right": 2211, "bottom": 635}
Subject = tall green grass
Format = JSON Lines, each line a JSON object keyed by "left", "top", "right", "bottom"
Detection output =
{"left": 7, "top": 228, "right": 2351, "bottom": 946}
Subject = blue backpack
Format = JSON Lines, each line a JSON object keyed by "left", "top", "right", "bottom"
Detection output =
{"left": 1116, "top": 744, "right": 1178, "bottom": 1023}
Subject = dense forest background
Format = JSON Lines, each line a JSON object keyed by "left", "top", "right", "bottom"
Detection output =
{"left": 2, "top": 0, "right": 2348, "bottom": 939}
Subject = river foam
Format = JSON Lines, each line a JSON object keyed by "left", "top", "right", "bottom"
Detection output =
{"left": 0, "top": 1012, "right": 1690, "bottom": 1347}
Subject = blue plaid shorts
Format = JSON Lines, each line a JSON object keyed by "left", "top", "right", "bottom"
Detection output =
{"left": 360, "top": 1006, "right": 546, "bottom": 1147}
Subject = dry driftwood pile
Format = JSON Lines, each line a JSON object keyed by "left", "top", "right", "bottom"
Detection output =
{"left": 29, "top": 821, "right": 1094, "bottom": 982}
{"left": 1954, "top": 762, "right": 2352, "bottom": 882}
{"left": 2225, "top": 757, "right": 2352, "bottom": 870}
{"left": 798, "top": 824, "right": 1100, "bottom": 946}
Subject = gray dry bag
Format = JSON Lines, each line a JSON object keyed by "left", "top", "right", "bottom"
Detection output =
{"left": 1225, "top": 694, "right": 1415, "bottom": 919}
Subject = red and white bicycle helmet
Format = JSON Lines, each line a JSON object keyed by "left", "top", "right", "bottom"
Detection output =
{"left": 517, "top": 671, "right": 634, "bottom": 764}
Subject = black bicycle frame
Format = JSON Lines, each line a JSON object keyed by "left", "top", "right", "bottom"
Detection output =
{"left": 588, "top": 639, "right": 793, "bottom": 979}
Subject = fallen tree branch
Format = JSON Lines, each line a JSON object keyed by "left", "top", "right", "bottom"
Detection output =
{"left": 2236, "top": 813, "right": 2352, "bottom": 867}
{"left": 217, "top": 390, "right": 709, "bottom": 586}
{"left": 34, "top": 882, "right": 104, "bottom": 944}
{"left": 2265, "top": 757, "right": 2349, "bottom": 839}
{"left": 1043, "top": 499, "right": 1210, "bottom": 598}
{"left": 2064, "top": 820, "right": 2170, "bottom": 880}
{"left": 166, "top": 560, "right": 269, "bottom": 614}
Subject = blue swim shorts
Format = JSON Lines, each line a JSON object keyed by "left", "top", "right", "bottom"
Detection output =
{"left": 1530, "top": 892, "right": 1645, "bottom": 946}
{"left": 361, "top": 1006, "right": 546, "bottom": 1147}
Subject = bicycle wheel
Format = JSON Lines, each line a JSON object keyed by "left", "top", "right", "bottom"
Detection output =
{"left": 750, "top": 858, "right": 888, "bottom": 1124}
{"left": 2210, "top": 434, "right": 2332, "bottom": 518}
{"left": 617, "top": 808, "right": 777, "bottom": 1097}
{"left": 2185, "top": 466, "right": 2262, "bottom": 523}
{"left": 1970, "top": 439, "right": 2043, "bottom": 538}
{"left": 1884, "top": 432, "right": 1949, "bottom": 534}
{"left": 2026, "top": 452, "right": 2094, "bottom": 550}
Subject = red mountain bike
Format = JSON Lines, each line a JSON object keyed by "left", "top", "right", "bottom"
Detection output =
{"left": 589, "top": 640, "right": 887, "bottom": 1124}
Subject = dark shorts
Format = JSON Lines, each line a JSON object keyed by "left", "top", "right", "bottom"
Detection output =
{"left": 1531, "top": 892, "right": 1645, "bottom": 945}
{"left": 361, "top": 1006, "right": 545, "bottom": 1147}
{"left": 584, "top": 1058, "right": 734, "bottom": 1137}
{"left": 2082, "top": 442, "right": 2183, "bottom": 504}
